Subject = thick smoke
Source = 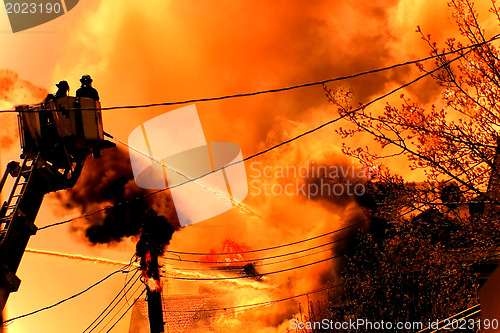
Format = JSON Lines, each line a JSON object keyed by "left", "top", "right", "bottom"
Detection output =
{"left": 45, "top": 0, "right": 463, "bottom": 331}
{"left": 55, "top": 147, "right": 179, "bottom": 246}
{"left": 50, "top": 0, "right": 429, "bottom": 150}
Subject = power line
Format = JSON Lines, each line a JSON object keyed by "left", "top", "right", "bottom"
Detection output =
{"left": 164, "top": 237, "right": 344, "bottom": 267}
{"left": 4, "top": 39, "right": 494, "bottom": 326}
{"left": 164, "top": 166, "right": 484, "bottom": 265}
{"left": 8, "top": 163, "right": 487, "bottom": 330}
{"left": 10, "top": 39, "right": 489, "bottom": 325}
{"left": 38, "top": 169, "right": 454, "bottom": 268}
{"left": 110, "top": 47, "right": 471, "bottom": 197}
{"left": 2, "top": 264, "right": 135, "bottom": 325}
{"left": 167, "top": 191, "right": 457, "bottom": 273}
{"left": 166, "top": 278, "right": 480, "bottom": 326}
{"left": 8, "top": 158, "right": 486, "bottom": 326}
{"left": 433, "top": 309, "right": 481, "bottom": 332}
{"left": 167, "top": 162, "right": 487, "bottom": 280}
{"left": 32, "top": 125, "right": 484, "bottom": 312}
{"left": 248, "top": 245, "right": 336, "bottom": 268}
{"left": 163, "top": 283, "right": 342, "bottom": 313}
{"left": 417, "top": 304, "right": 481, "bottom": 333}
{"left": 37, "top": 34, "right": 484, "bottom": 233}
{"left": 95, "top": 282, "right": 144, "bottom": 333}
{"left": 171, "top": 244, "right": 337, "bottom": 272}
{"left": 171, "top": 253, "right": 341, "bottom": 281}
{"left": 165, "top": 220, "right": 363, "bottom": 256}
{"left": 2, "top": 35, "right": 498, "bottom": 115}
{"left": 14, "top": 166, "right": 469, "bottom": 325}
{"left": 103, "top": 288, "right": 146, "bottom": 333}
{"left": 136, "top": 49, "right": 478, "bottom": 263}
{"left": 83, "top": 271, "right": 140, "bottom": 333}
{"left": 33, "top": 152, "right": 483, "bottom": 297}
{"left": 90, "top": 35, "right": 500, "bottom": 111}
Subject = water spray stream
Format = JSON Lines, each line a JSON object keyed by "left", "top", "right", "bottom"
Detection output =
{"left": 25, "top": 249, "right": 274, "bottom": 291}
{"left": 25, "top": 248, "right": 139, "bottom": 267}
{"left": 164, "top": 266, "right": 276, "bottom": 291}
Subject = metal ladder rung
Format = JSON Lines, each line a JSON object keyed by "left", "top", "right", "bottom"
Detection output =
{"left": 0, "top": 215, "right": 12, "bottom": 223}
{"left": 1, "top": 153, "right": 37, "bottom": 216}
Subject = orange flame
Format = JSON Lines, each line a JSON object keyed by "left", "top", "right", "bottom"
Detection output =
{"left": 201, "top": 238, "right": 251, "bottom": 267}
{"left": 147, "top": 277, "right": 162, "bottom": 293}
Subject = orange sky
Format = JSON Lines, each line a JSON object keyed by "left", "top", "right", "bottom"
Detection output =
{"left": 1, "top": 1, "right": 499, "bottom": 332}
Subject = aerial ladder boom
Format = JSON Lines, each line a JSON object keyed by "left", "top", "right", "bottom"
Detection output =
{"left": 0, "top": 153, "right": 41, "bottom": 297}
{"left": 0, "top": 96, "right": 115, "bottom": 320}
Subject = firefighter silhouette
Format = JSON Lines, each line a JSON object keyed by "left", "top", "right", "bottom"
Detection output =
{"left": 76, "top": 74, "right": 100, "bottom": 101}
{"left": 54, "top": 80, "right": 70, "bottom": 98}
{"left": 44, "top": 80, "right": 70, "bottom": 103}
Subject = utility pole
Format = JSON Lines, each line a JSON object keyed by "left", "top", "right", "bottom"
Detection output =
{"left": 146, "top": 250, "right": 164, "bottom": 333}
{"left": 137, "top": 211, "right": 166, "bottom": 333}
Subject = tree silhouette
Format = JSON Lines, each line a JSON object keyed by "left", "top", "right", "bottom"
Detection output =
{"left": 326, "top": 0, "right": 500, "bottom": 329}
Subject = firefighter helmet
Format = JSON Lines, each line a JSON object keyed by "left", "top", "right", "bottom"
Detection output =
{"left": 80, "top": 75, "right": 93, "bottom": 84}
{"left": 56, "top": 80, "right": 69, "bottom": 90}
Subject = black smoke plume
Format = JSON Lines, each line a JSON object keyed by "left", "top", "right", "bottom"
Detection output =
{"left": 55, "top": 147, "right": 179, "bottom": 249}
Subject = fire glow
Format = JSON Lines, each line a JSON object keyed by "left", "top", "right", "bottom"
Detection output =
{"left": 146, "top": 277, "right": 161, "bottom": 293}
{"left": 0, "top": 0, "right": 456, "bottom": 331}
{"left": 201, "top": 239, "right": 252, "bottom": 267}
